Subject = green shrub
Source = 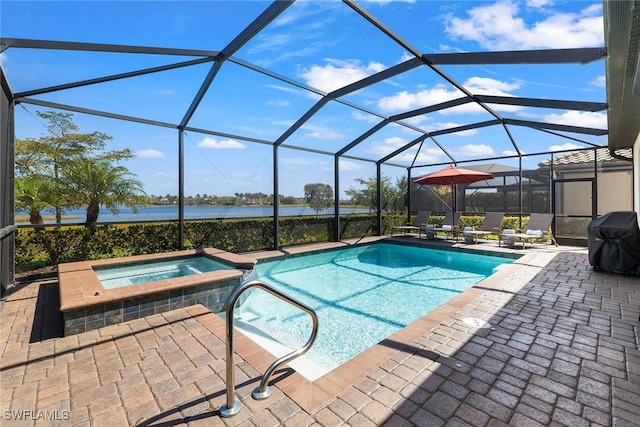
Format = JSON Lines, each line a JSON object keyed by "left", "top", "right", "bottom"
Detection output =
{"left": 14, "top": 213, "right": 538, "bottom": 271}
{"left": 15, "top": 214, "right": 382, "bottom": 270}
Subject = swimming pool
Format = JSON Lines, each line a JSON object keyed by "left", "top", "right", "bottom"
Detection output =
{"left": 234, "top": 242, "right": 515, "bottom": 380}
{"left": 95, "top": 255, "right": 234, "bottom": 289}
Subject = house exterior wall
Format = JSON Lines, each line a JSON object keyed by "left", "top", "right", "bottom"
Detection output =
{"left": 597, "top": 169, "right": 633, "bottom": 215}
{"left": 555, "top": 168, "right": 633, "bottom": 216}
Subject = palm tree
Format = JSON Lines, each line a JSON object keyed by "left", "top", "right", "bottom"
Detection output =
{"left": 15, "top": 176, "right": 53, "bottom": 224}
{"left": 63, "top": 158, "right": 146, "bottom": 225}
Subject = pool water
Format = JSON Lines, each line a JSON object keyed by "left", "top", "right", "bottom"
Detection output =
{"left": 95, "top": 256, "right": 233, "bottom": 289}
{"left": 234, "top": 242, "right": 515, "bottom": 380}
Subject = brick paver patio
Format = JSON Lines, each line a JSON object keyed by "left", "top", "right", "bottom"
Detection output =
{"left": 1, "top": 240, "right": 639, "bottom": 426}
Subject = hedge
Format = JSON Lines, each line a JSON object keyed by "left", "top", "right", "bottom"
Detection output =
{"left": 14, "top": 212, "right": 530, "bottom": 272}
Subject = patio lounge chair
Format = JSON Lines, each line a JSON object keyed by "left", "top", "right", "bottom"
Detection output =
{"left": 499, "top": 213, "right": 558, "bottom": 248}
{"left": 462, "top": 212, "right": 505, "bottom": 244}
{"left": 431, "top": 211, "right": 462, "bottom": 240}
{"left": 392, "top": 211, "right": 431, "bottom": 238}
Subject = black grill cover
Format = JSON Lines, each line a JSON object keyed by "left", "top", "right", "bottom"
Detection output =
{"left": 587, "top": 211, "right": 640, "bottom": 273}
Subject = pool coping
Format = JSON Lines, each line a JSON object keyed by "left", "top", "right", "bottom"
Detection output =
{"left": 58, "top": 247, "right": 256, "bottom": 312}
{"left": 194, "top": 238, "right": 541, "bottom": 413}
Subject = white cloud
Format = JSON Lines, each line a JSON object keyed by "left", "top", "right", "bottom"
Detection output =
{"left": 436, "top": 44, "right": 468, "bottom": 54}
{"left": 377, "top": 84, "right": 460, "bottom": 112}
{"left": 197, "top": 136, "right": 246, "bottom": 149}
{"left": 352, "top": 111, "right": 382, "bottom": 123}
{"left": 265, "top": 84, "right": 307, "bottom": 96}
{"left": 400, "top": 115, "right": 430, "bottom": 127}
{"left": 384, "top": 136, "right": 408, "bottom": 147}
{"left": 549, "top": 142, "right": 582, "bottom": 151}
{"left": 305, "top": 130, "right": 343, "bottom": 140}
{"left": 136, "top": 149, "right": 165, "bottom": 159}
{"left": 502, "top": 149, "right": 520, "bottom": 156}
{"left": 591, "top": 75, "right": 606, "bottom": 88}
{"left": 444, "top": 1, "right": 603, "bottom": 50}
{"left": 398, "top": 52, "right": 415, "bottom": 63}
{"left": 527, "top": 0, "right": 553, "bottom": 8}
{"left": 338, "top": 159, "right": 363, "bottom": 171}
{"left": 454, "top": 144, "right": 495, "bottom": 157}
{"left": 299, "top": 59, "right": 385, "bottom": 93}
{"left": 465, "top": 76, "right": 521, "bottom": 94}
{"left": 377, "top": 76, "right": 522, "bottom": 115}
{"left": 367, "top": 137, "right": 407, "bottom": 157}
{"left": 301, "top": 124, "right": 344, "bottom": 140}
{"left": 543, "top": 110, "right": 607, "bottom": 129}
{"left": 405, "top": 148, "right": 444, "bottom": 164}
{"left": 249, "top": 33, "right": 294, "bottom": 52}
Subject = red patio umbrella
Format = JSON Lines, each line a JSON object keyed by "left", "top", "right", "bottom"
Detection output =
{"left": 413, "top": 165, "right": 493, "bottom": 215}
{"left": 413, "top": 165, "right": 493, "bottom": 186}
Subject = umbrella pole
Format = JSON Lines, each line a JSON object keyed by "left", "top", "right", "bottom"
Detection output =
{"left": 452, "top": 183, "right": 456, "bottom": 226}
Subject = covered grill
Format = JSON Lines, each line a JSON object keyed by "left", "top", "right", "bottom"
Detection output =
{"left": 587, "top": 211, "right": 640, "bottom": 274}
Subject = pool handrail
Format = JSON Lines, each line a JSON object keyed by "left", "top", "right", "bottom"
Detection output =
{"left": 220, "top": 279, "right": 319, "bottom": 418}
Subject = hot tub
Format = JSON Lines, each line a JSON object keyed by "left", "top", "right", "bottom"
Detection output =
{"left": 58, "top": 248, "right": 256, "bottom": 335}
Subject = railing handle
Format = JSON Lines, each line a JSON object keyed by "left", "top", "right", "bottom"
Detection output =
{"left": 220, "top": 279, "right": 319, "bottom": 418}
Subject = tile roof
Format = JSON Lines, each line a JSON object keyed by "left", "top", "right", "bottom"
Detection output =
{"left": 538, "top": 147, "right": 632, "bottom": 166}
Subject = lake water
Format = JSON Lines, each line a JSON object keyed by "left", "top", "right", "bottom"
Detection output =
{"left": 17, "top": 205, "right": 372, "bottom": 224}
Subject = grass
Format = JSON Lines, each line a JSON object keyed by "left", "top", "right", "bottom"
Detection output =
{"left": 15, "top": 215, "right": 81, "bottom": 223}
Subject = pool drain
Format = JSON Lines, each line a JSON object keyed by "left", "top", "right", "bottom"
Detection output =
{"left": 462, "top": 317, "right": 492, "bottom": 329}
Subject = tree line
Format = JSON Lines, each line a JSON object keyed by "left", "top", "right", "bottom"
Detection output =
{"left": 147, "top": 193, "right": 302, "bottom": 206}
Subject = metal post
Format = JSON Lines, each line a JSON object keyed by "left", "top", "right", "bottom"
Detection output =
{"left": 518, "top": 156, "right": 523, "bottom": 230}
{"left": 0, "top": 73, "right": 15, "bottom": 296}
{"left": 406, "top": 167, "right": 412, "bottom": 220}
{"left": 376, "top": 163, "right": 382, "bottom": 235}
{"left": 334, "top": 154, "right": 340, "bottom": 242}
{"left": 221, "top": 290, "right": 242, "bottom": 418}
{"left": 273, "top": 144, "right": 279, "bottom": 249}
{"left": 178, "top": 130, "right": 185, "bottom": 249}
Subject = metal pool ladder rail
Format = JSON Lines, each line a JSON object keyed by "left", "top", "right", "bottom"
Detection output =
{"left": 220, "top": 279, "right": 319, "bottom": 418}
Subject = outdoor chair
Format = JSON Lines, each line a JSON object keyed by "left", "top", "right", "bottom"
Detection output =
{"left": 462, "top": 212, "right": 505, "bottom": 244}
{"left": 500, "top": 229, "right": 516, "bottom": 246}
{"left": 432, "top": 211, "right": 462, "bottom": 240}
{"left": 462, "top": 226, "right": 475, "bottom": 243}
{"left": 392, "top": 211, "right": 431, "bottom": 238}
{"left": 499, "top": 213, "right": 558, "bottom": 248}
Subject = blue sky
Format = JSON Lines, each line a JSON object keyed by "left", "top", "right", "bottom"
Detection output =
{"left": 1, "top": 0, "right": 606, "bottom": 198}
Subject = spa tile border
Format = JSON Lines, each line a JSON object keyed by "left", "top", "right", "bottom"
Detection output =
{"left": 64, "top": 277, "right": 240, "bottom": 335}
{"left": 58, "top": 248, "right": 256, "bottom": 312}
{"left": 58, "top": 247, "right": 257, "bottom": 335}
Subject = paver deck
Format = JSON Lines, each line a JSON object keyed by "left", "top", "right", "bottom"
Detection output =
{"left": 1, "top": 237, "right": 639, "bottom": 426}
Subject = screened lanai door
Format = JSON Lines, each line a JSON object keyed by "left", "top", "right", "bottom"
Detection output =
{"left": 553, "top": 178, "right": 596, "bottom": 246}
